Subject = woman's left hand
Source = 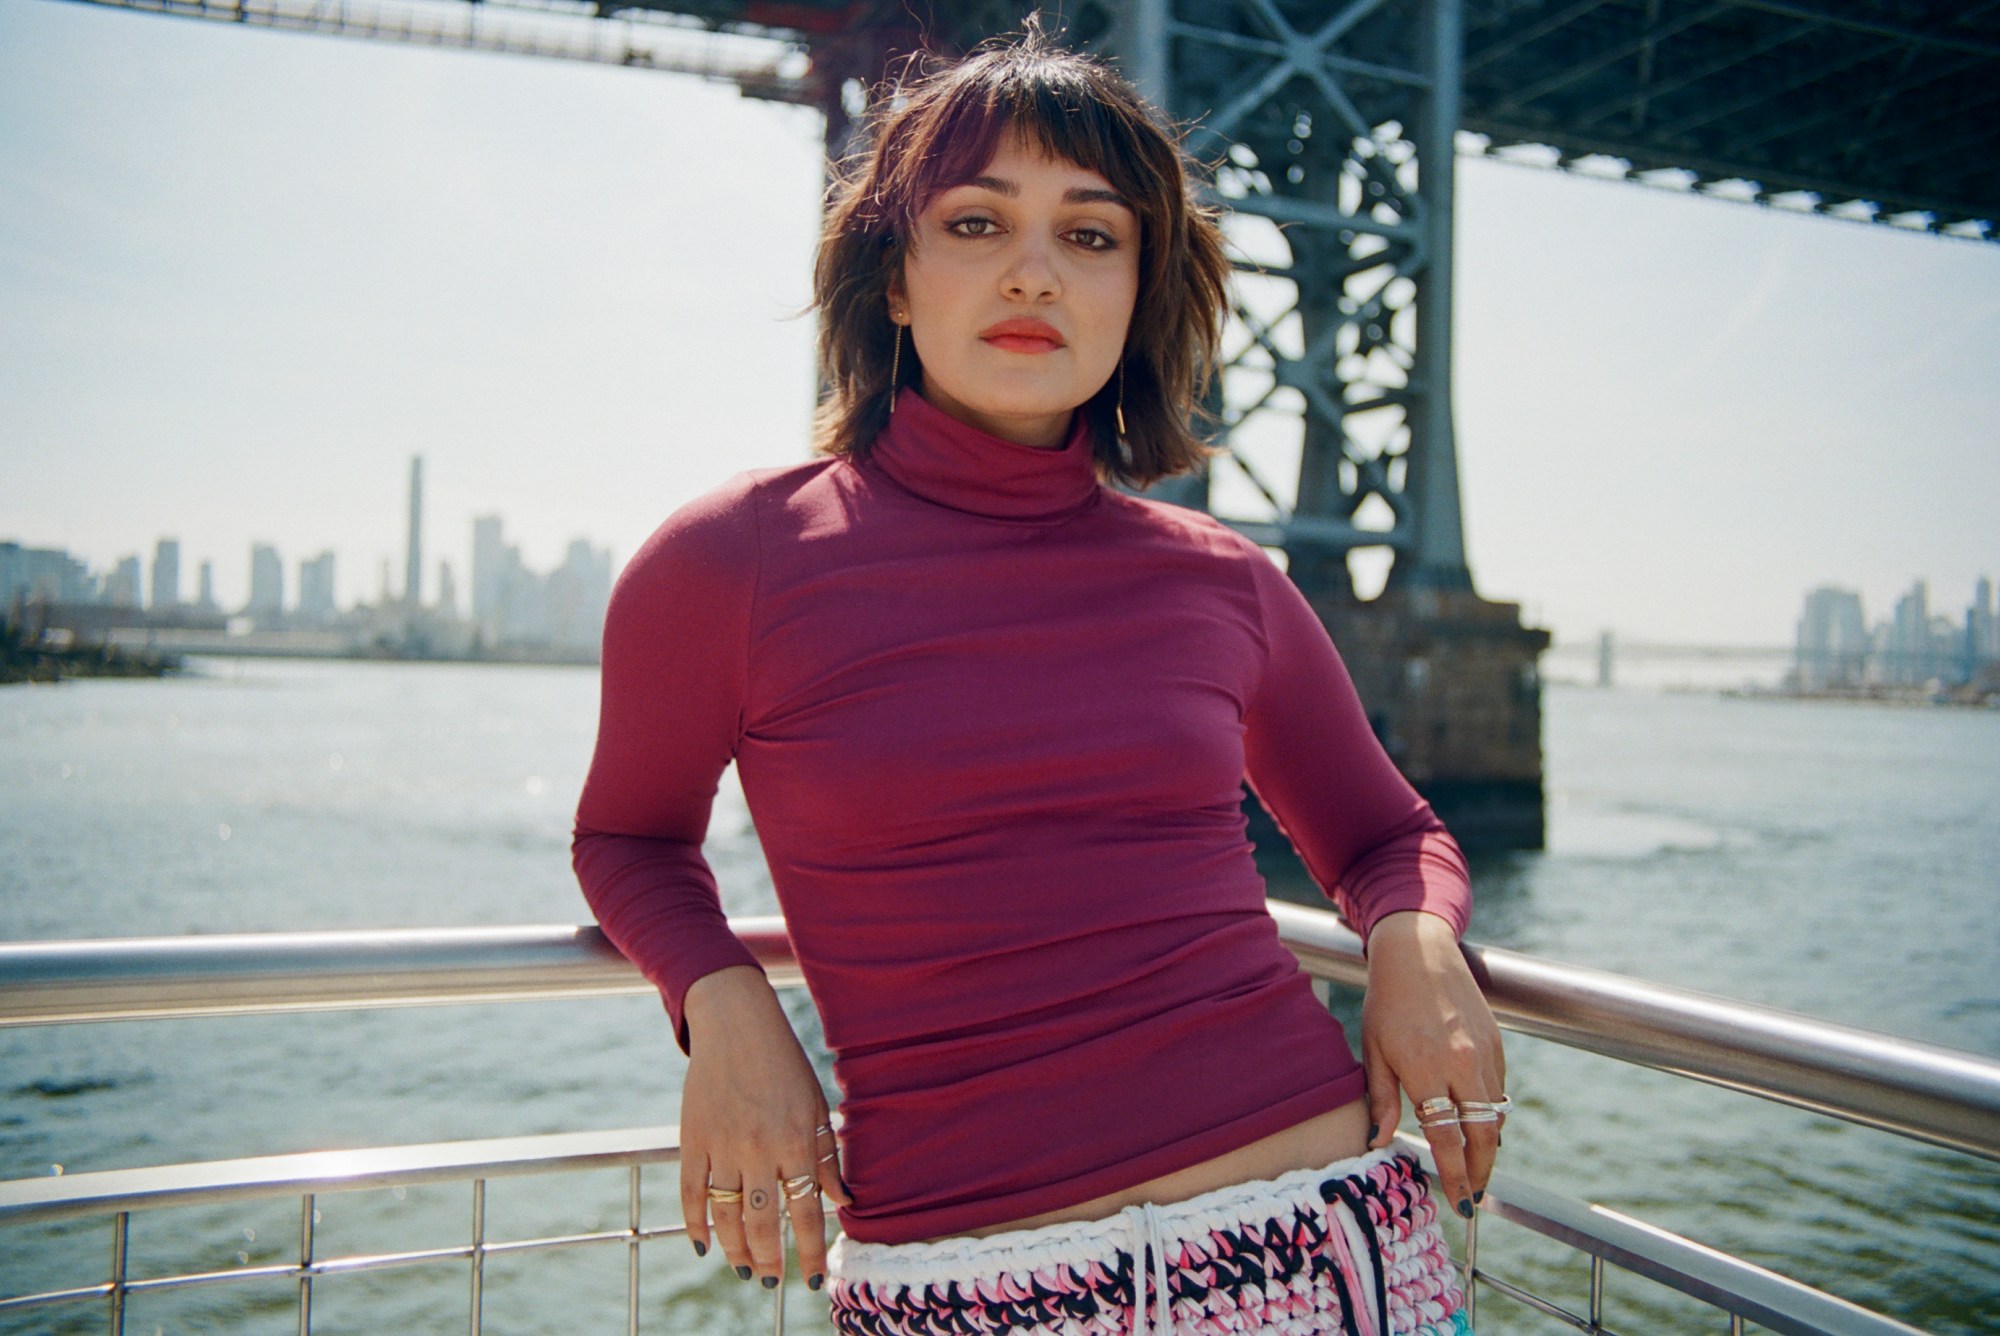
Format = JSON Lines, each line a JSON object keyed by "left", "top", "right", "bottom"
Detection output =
{"left": 1359, "top": 909, "right": 1506, "bottom": 1220}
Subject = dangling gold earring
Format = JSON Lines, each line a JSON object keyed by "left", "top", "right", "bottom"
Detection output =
{"left": 889, "top": 321, "right": 903, "bottom": 414}
{"left": 1115, "top": 360, "right": 1127, "bottom": 439}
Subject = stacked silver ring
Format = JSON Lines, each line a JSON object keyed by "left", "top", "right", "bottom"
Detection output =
{"left": 1414, "top": 1093, "right": 1513, "bottom": 1128}
{"left": 1415, "top": 1096, "right": 1460, "bottom": 1129}
{"left": 1456, "top": 1095, "right": 1513, "bottom": 1124}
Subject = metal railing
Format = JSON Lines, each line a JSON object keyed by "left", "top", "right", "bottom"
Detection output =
{"left": 0, "top": 1127, "right": 701, "bottom": 1335}
{"left": 4, "top": 908, "right": 1997, "bottom": 1334}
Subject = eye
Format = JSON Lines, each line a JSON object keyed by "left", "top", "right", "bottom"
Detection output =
{"left": 945, "top": 215, "right": 1002, "bottom": 237}
{"left": 1067, "top": 226, "right": 1118, "bottom": 251}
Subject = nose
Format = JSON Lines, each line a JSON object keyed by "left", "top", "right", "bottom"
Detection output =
{"left": 1000, "top": 234, "right": 1061, "bottom": 302}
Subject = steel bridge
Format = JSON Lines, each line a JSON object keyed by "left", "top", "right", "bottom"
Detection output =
{"left": 51, "top": 0, "right": 2000, "bottom": 847}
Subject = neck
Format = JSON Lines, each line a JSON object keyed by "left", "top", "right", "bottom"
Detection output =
{"left": 913, "top": 378, "right": 1072, "bottom": 450}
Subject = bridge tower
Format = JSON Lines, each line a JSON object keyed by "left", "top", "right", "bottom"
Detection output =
{"left": 806, "top": 1, "right": 1552, "bottom": 849}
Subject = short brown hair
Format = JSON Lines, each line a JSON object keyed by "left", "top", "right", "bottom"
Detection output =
{"left": 810, "top": 25, "right": 1232, "bottom": 487}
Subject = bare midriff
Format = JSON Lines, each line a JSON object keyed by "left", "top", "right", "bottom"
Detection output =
{"left": 918, "top": 1098, "right": 1373, "bottom": 1243}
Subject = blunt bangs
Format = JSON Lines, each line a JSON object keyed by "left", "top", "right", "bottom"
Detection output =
{"left": 882, "top": 62, "right": 1161, "bottom": 250}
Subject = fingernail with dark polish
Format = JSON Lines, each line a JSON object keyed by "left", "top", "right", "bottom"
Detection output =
{"left": 809, "top": 1273, "right": 824, "bottom": 1291}
{"left": 692, "top": 1240, "right": 707, "bottom": 1257}
{"left": 1474, "top": 1190, "right": 1485, "bottom": 1205}
{"left": 1457, "top": 1198, "right": 1475, "bottom": 1219}
{"left": 735, "top": 1265, "right": 752, "bottom": 1280}
{"left": 1367, "top": 1124, "right": 1378, "bottom": 1142}
{"left": 762, "top": 1275, "right": 779, "bottom": 1289}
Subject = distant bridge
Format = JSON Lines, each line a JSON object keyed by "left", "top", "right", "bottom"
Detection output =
{"left": 1547, "top": 640, "right": 1791, "bottom": 659}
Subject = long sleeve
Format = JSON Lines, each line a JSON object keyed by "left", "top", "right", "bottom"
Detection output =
{"left": 572, "top": 474, "right": 767, "bottom": 1054}
{"left": 1239, "top": 546, "right": 1471, "bottom": 944}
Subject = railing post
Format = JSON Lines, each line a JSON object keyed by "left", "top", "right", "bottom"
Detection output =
{"left": 299, "top": 1192, "right": 316, "bottom": 1335}
{"left": 1463, "top": 1209, "right": 1478, "bottom": 1329}
{"left": 770, "top": 1213, "right": 789, "bottom": 1335}
{"left": 627, "top": 1166, "right": 641, "bottom": 1336}
{"left": 469, "top": 1178, "right": 486, "bottom": 1336}
{"left": 108, "top": 1209, "right": 128, "bottom": 1336}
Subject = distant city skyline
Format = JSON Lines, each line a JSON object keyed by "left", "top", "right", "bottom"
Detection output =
{"left": 1793, "top": 575, "right": 1998, "bottom": 693}
{"left": 0, "top": 464, "right": 613, "bottom": 624}
{"left": 3, "top": 449, "right": 615, "bottom": 657}
{"left": 0, "top": 504, "right": 602, "bottom": 624}
{"left": 2, "top": 3, "right": 1997, "bottom": 646}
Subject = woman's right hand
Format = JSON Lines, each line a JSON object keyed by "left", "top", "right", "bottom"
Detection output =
{"left": 679, "top": 965, "right": 852, "bottom": 1291}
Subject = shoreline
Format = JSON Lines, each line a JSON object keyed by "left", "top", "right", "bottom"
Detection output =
{"left": 0, "top": 634, "right": 180, "bottom": 686}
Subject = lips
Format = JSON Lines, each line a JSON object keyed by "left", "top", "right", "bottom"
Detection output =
{"left": 979, "top": 319, "right": 1066, "bottom": 353}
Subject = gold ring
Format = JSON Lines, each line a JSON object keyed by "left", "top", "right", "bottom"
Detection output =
{"left": 1415, "top": 1096, "right": 1456, "bottom": 1119}
{"left": 783, "top": 1174, "right": 818, "bottom": 1201}
{"left": 818, "top": 1149, "right": 839, "bottom": 1164}
{"left": 705, "top": 1185, "right": 743, "bottom": 1204}
{"left": 815, "top": 1123, "right": 834, "bottom": 1137}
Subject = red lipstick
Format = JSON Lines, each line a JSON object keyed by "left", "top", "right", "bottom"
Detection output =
{"left": 979, "top": 318, "right": 1066, "bottom": 353}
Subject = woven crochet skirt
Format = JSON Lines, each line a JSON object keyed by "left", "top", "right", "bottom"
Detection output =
{"left": 825, "top": 1146, "right": 1470, "bottom": 1336}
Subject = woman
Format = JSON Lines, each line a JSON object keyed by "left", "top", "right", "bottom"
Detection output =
{"left": 573, "top": 27, "right": 1504, "bottom": 1336}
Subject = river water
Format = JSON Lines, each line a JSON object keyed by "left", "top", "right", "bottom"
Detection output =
{"left": 1, "top": 659, "right": 1995, "bottom": 1334}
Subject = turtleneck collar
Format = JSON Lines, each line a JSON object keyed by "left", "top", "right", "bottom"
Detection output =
{"left": 864, "top": 386, "right": 1101, "bottom": 521}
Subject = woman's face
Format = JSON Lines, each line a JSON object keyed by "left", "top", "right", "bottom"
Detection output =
{"left": 889, "top": 134, "right": 1140, "bottom": 449}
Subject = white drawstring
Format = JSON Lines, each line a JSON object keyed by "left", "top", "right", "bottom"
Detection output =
{"left": 1118, "top": 1200, "right": 1175, "bottom": 1335}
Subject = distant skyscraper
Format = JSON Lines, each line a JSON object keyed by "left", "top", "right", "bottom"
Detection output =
{"left": 497, "top": 542, "right": 546, "bottom": 644}
{"left": 298, "top": 551, "right": 338, "bottom": 623}
{"left": 196, "top": 561, "right": 217, "bottom": 612}
{"left": 459, "top": 516, "right": 613, "bottom": 651}
{"left": 106, "top": 555, "right": 143, "bottom": 609}
{"left": 405, "top": 456, "right": 424, "bottom": 609}
{"left": 247, "top": 544, "right": 284, "bottom": 620}
{"left": 1972, "top": 576, "right": 1997, "bottom": 666}
{"left": 471, "top": 515, "right": 506, "bottom": 640}
{"left": 150, "top": 538, "right": 181, "bottom": 612}
{"left": 1, "top": 544, "right": 92, "bottom": 607}
{"left": 436, "top": 560, "right": 459, "bottom": 622}
{"left": 550, "top": 539, "right": 614, "bottom": 650}
{"left": 1888, "top": 581, "right": 1934, "bottom": 685}
{"left": 1794, "top": 587, "right": 1868, "bottom": 690}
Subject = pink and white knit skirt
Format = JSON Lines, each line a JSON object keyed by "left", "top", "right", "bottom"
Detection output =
{"left": 825, "top": 1147, "right": 1470, "bottom": 1336}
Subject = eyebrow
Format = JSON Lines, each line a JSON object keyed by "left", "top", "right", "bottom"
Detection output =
{"left": 954, "top": 174, "right": 1135, "bottom": 211}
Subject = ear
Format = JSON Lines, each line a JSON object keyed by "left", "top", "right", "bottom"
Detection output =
{"left": 885, "top": 268, "right": 907, "bottom": 322}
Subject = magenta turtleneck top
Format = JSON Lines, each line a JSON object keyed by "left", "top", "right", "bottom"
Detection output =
{"left": 572, "top": 387, "right": 1470, "bottom": 1245}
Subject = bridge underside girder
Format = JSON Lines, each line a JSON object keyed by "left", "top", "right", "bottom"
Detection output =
{"left": 72, "top": 0, "right": 2000, "bottom": 238}
{"left": 1455, "top": 0, "right": 2000, "bottom": 238}
{"left": 600, "top": 0, "right": 2000, "bottom": 237}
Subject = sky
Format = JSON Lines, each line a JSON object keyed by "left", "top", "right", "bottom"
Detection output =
{"left": 2, "top": 0, "right": 1996, "bottom": 647}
